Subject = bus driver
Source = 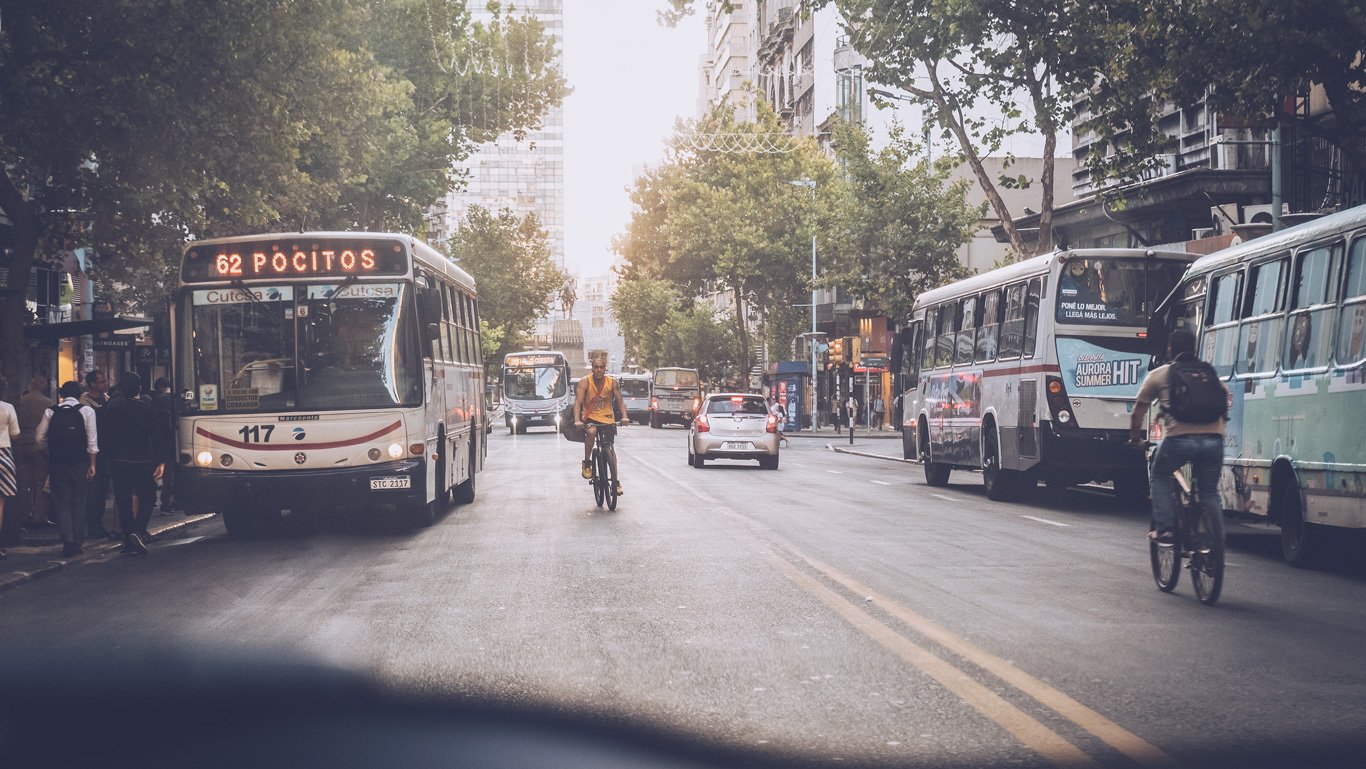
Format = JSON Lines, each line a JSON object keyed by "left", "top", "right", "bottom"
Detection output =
{"left": 574, "top": 357, "right": 629, "bottom": 496}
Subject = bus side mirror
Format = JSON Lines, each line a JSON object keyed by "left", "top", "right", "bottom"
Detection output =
{"left": 424, "top": 322, "right": 441, "bottom": 342}
{"left": 417, "top": 288, "right": 442, "bottom": 324}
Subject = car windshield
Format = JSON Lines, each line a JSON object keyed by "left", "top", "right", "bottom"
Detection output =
{"left": 10, "top": 7, "right": 1362, "bottom": 769}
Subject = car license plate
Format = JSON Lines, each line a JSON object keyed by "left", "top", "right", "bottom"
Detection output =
{"left": 722, "top": 441, "right": 753, "bottom": 450}
{"left": 370, "top": 476, "right": 411, "bottom": 490}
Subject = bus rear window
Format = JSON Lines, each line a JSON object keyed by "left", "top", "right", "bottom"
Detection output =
{"left": 1056, "top": 257, "right": 1187, "bottom": 327}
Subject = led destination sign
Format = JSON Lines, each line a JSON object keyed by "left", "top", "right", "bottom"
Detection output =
{"left": 181, "top": 238, "right": 408, "bottom": 283}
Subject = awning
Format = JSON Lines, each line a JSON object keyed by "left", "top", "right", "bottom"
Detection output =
{"left": 22, "top": 316, "right": 152, "bottom": 341}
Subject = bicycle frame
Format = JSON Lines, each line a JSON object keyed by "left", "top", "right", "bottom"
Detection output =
{"left": 587, "top": 422, "right": 619, "bottom": 511}
{"left": 1147, "top": 442, "right": 1225, "bottom": 605}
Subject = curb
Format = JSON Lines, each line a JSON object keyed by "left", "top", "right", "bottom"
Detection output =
{"left": 0, "top": 513, "right": 218, "bottom": 594}
{"left": 829, "top": 444, "right": 914, "bottom": 463}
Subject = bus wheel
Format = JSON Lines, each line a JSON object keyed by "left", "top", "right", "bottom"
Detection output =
{"left": 453, "top": 433, "right": 477, "bottom": 504}
{"left": 1278, "top": 482, "right": 1322, "bottom": 568}
{"left": 923, "top": 454, "right": 950, "bottom": 487}
{"left": 982, "top": 430, "right": 1020, "bottom": 501}
{"left": 436, "top": 429, "right": 451, "bottom": 507}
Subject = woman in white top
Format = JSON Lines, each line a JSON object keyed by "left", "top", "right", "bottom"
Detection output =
{"left": 0, "top": 373, "right": 23, "bottom": 559}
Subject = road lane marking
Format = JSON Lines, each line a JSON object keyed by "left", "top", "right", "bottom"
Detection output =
{"left": 1021, "top": 516, "right": 1071, "bottom": 528}
{"left": 825, "top": 470, "right": 844, "bottom": 475}
{"left": 870, "top": 480, "right": 892, "bottom": 486}
{"left": 793, "top": 551, "right": 1181, "bottom": 769}
{"left": 929, "top": 493, "right": 953, "bottom": 501}
{"left": 768, "top": 553, "right": 1101, "bottom": 769}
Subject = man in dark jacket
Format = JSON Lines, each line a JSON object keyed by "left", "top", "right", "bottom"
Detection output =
{"left": 103, "top": 372, "right": 171, "bottom": 555}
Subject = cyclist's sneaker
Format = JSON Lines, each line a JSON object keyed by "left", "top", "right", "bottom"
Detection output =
{"left": 581, "top": 461, "right": 593, "bottom": 480}
{"left": 613, "top": 480, "right": 624, "bottom": 496}
{"left": 1148, "top": 528, "right": 1174, "bottom": 544}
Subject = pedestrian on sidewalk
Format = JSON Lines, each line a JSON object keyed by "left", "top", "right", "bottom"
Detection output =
{"left": 102, "top": 372, "right": 171, "bottom": 555}
{"left": 768, "top": 395, "right": 789, "bottom": 447}
{"left": 13, "top": 376, "right": 54, "bottom": 534}
{"left": 79, "top": 369, "right": 113, "bottom": 539}
{"left": 149, "top": 377, "right": 177, "bottom": 513}
{"left": 36, "top": 381, "right": 98, "bottom": 557}
{"left": 873, "top": 395, "right": 885, "bottom": 431}
{"left": 0, "top": 374, "right": 21, "bottom": 560}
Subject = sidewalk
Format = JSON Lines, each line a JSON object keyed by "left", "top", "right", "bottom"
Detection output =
{"left": 0, "top": 501, "right": 217, "bottom": 593}
{"left": 786, "top": 424, "right": 910, "bottom": 462}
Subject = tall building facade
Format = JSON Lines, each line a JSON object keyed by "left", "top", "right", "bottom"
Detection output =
{"left": 427, "top": 1, "right": 566, "bottom": 272}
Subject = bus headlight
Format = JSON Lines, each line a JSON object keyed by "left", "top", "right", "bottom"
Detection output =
{"left": 196, "top": 451, "right": 213, "bottom": 467}
{"left": 387, "top": 443, "right": 404, "bottom": 459}
{"left": 220, "top": 454, "right": 233, "bottom": 467}
{"left": 368, "top": 448, "right": 382, "bottom": 461}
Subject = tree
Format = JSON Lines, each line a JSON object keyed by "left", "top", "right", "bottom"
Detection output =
{"left": 1084, "top": 0, "right": 1366, "bottom": 187}
{"left": 442, "top": 206, "right": 565, "bottom": 371}
{"left": 827, "top": 121, "right": 979, "bottom": 322}
{"left": 615, "top": 103, "right": 839, "bottom": 377}
{"left": 0, "top": 0, "right": 565, "bottom": 398}
{"left": 610, "top": 276, "right": 737, "bottom": 383}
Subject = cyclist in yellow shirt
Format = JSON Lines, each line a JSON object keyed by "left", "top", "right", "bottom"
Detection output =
{"left": 574, "top": 357, "right": 629, "bottom": 495}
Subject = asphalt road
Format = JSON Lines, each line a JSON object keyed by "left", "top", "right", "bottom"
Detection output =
{"left": 2, "top": 424, "right": 1364, "bottom": 768}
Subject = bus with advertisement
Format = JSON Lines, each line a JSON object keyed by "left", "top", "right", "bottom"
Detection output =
{"left": 1146, "top": 204, "right": 1366, "bottom": 567}
{"left": 501, "top": 350, "right": 573, "bottom": 434}
{"left": 172, "top": 232, "right": 486, "bottom": 534}
{"left": 897, "top": 248, "right": 1194, "bottom": 501}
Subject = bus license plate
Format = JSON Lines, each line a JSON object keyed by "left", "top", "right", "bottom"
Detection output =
{"left": 722, "top": 441, "right": 753, "bottom": 450}
{"left": 370, "top": 476, "right": 411, "bottom": 490}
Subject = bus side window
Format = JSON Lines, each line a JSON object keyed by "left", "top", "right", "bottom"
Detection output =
{"left": 469, "top": 296, "right": 484, "bottom": 366}
{"left": 901, "top": 321, "right": 921, "bottom": 389}
{"left": 922, "top": 307, "right": 939, "bottom": 371}
{"left": 999, "top": 283, "right": 1024, "bottom": 359}
{"left": 440, "top": 284, "right": 455, "bottom": 363}
{"left": 1237, "top": 256, "right": 1288, "bottom": 376}
{"left": 976, "top": 289, "right": 1001, "bottom": 363}
{"left": 1284, "top": 243, "right": 1340, "bottom": 371}
{"left": 462, "top": 294, "right": 478, "bottom": 365}
{"left": 936, "top": 304, "right": 956, "bottom": 369}
{"left": 1206, "top": 270, "right": 1243, "bottom": 376}
{"left": 1021, "top": 279, "right": 1042, "bottom": 359}
{"left": 1338, "top": 237, "right": 1366, "bottom": 370}
{"left": 955, "top": 295, "right": 978, "bottom": 366}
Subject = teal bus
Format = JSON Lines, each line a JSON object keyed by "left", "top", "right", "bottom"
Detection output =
{"left": 1148, "top": 204, "right": 1366, "bottom": 567}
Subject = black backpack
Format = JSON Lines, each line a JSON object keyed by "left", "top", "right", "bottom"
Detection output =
{"left": 47, "top": 403, "right": 89, "bottom": 464}
{"left": 1166, "top": 358, "right": 1227, "bottom": 423}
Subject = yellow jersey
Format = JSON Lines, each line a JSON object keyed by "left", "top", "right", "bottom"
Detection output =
{"left": 581, "top": 375, "right": 617, "bottom": 424}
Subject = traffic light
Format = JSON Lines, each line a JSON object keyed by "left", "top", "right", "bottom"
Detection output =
{"left": 827, "top": 337, "right": 845, "bottom": 363}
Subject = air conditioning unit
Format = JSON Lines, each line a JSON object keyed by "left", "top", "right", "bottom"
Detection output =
{"left": 1208, "top": 204, "right": 1238, "bottom": 234}
{"left": 1242, "top": 203, "right": 1277, "bottom": 224}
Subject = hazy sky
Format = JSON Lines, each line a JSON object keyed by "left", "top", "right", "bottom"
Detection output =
{"left": 561, "top": 1, "right": 706, "bottom": 278}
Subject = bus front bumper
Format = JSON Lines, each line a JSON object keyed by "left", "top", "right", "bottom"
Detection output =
{"left": 177, "top": 459, "right": 427, "bottom": 514}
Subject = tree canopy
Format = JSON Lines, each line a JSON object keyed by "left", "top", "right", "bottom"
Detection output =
{"left": 441, "top": 206, "right": 565, "bottom": 374}
{"left": 0, "top": 0, "right": 566, "bottom": 397}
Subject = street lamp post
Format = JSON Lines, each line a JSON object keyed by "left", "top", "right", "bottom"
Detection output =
{"left": 789, "top": 178, "right": 818, "bottom": 430}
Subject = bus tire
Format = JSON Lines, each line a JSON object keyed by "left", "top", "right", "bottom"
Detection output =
{"left": 436, "top": 428, "right": 451, "bottom": 507}
{"left": 982, "top": 428, "right": 1021, "bottom": 501}
{"left": 1278, "top": 481, "right": 1322, "bottom": 568}
{"left": 920, "top": 418, "right": 949, "bottom": 486}
{"left": 453, "top": 432, "right": 477, "bottom": 505}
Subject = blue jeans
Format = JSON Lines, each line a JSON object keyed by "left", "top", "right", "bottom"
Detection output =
{"left": 1149, "top": 434, "right": 1224, "bottom": 531}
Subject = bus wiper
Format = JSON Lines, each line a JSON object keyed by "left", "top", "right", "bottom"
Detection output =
{"left": 332, "top": 274, "right": 361, "bottom": 296}
{"left": 230, "top": 279, "right": 267, "bottom": 309}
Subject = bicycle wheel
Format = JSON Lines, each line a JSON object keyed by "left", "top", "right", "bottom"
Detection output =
{"left": 1190, "top": 506, "right": 1225, "bottom": 606}
{"left": 597, "top": 448, "right": 616, "bottom": 510}
{"left": 1150, "top": 536, "right": 1181, "bottom": 592}
{"left": 591, "top": 448, "right": 605, "bottom": 508}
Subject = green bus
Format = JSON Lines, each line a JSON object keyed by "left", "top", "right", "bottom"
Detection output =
{"left": 1149, "top": 204, "right": 1366, "bottom": 567}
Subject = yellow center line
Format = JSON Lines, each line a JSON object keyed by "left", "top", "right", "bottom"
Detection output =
{"left": 768, "top": 552, "right": 1101, "bottom": 768}
{"left": 794, "top": 551, "right": 1182, "bottom": 769}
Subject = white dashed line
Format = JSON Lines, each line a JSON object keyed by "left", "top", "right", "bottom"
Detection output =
{"left": 1020, "top": 515, "right": 1070, "bottom": 528}
{"left": 870, "top": 480, "right": 891, "bottom": 486}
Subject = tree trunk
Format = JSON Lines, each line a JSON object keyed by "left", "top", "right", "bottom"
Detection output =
{"left": 733, "top": 285, "right": 750, "bottom": 386}
{"left": 0, "top": 172, "right": 42, "bottom": 401}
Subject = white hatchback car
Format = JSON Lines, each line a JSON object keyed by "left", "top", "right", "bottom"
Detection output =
{"left": 688, "top": 393, "right": 781, "bottom": 469}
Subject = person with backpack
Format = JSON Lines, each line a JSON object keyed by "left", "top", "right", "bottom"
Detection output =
{"left": 1129, "top": 327, "right": 1228, "bottom": 544}
{"left": 36, "top": 381, "right": 99, "bottom": 557}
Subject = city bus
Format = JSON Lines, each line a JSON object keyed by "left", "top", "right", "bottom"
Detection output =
{"left": 898, "top": 248, "right": 1195, "bottom": 501}
{"left": 1147, "top": 204, "right": 1366, "bottom": 567}
{"left": 616, "top": 372, "right": 653, "bottom": 422}
{"left": 172, "top": 232, "right": 486, "bottom": 533}
{"left": 501, "top": 350, "right": 573, "bottom": 434}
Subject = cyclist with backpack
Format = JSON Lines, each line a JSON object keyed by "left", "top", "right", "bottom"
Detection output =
{"left": 1129, "top": 327, "right": 1229, "bottom": 544}
{"left": 36, "top": 381, "right": 99, "bottom": 557}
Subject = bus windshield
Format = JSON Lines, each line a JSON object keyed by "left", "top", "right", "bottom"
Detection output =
{"left": 654, "top": 369, "right": 698, "bottom": 387}
{"left": 503, "top": 364, "right": 568, "bottom": 401}
{"left": 184, "top": 282, "right": 422, "bottom": 412}
{"left": 1056, "top": 257, "right": 1188, "bottom": 327}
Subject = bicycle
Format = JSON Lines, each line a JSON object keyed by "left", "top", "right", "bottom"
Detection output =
{"left": 1144, "top": 442, "right": 1225, "bottom": 605}
{"left": 586, "top": 421, "right": 620, "bottom": 511}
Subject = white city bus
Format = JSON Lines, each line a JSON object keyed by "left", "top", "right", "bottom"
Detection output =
{"left": 501, "top": 350, "right": 573, "bottom": 434}
{"left": 1147, "top": 204, "right": 1366, "bottom": 567}
{"left": 172, "top": 232, "right": 485, "bottom": 533}
{"left": 616, "top": 372, "right": 653, "bottom": 422}
{"left": 898, "top": 248, "right": 1194, "bottom": 501}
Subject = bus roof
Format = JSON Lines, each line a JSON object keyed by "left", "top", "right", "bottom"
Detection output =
{"left": 1185, "top": 203, "right": 1366, "bottom": 277}
{"left": 181, "top": 231, "right": 476, "bottom": 293}
{"left": 912, "top": 247, "right": 1192, "bottom": 314}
